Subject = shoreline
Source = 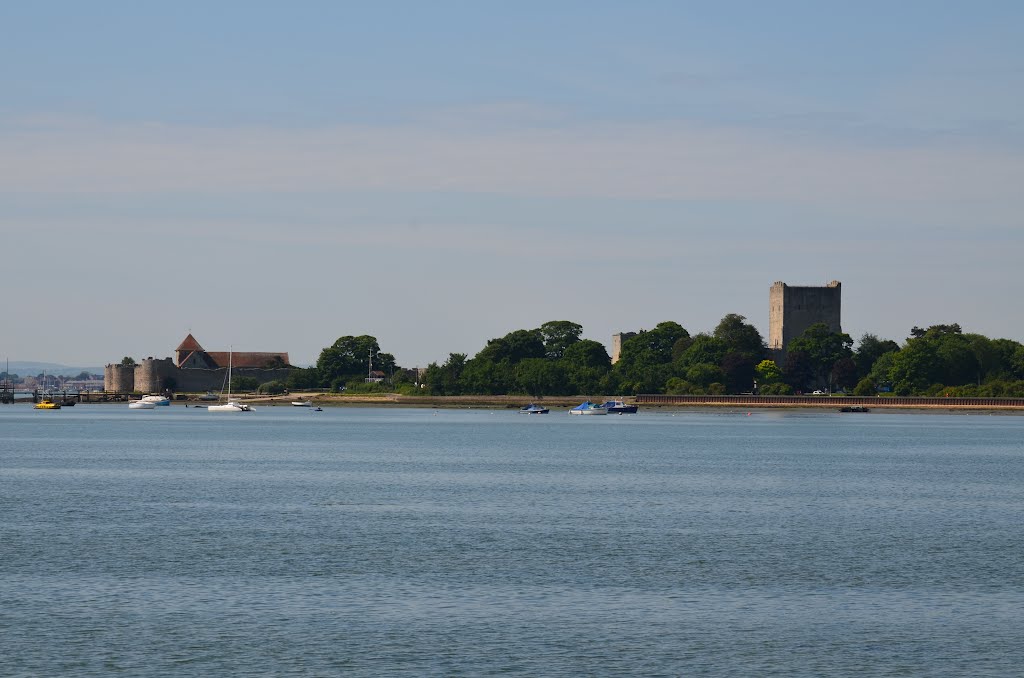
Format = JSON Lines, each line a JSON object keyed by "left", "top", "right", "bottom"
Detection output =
{"left": 7, "top": 392, "right": 1024, "bottom": 413}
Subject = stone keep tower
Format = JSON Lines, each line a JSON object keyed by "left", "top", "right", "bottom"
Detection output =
{"left": 769, "top": 280, "right": 842, "bottom": 356}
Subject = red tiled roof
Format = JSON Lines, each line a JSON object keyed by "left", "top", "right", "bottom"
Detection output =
{"left": 204, "top": 352, "right": 290, "bottom": 369}
{"left": 175, "top": 333, "right": 204, "bottom": 352}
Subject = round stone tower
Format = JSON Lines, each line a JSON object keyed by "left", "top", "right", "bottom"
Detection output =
{"left": 104, "top": 364, "right": 135, "bottom": 393}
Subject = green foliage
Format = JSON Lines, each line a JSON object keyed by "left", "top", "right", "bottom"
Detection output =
{"left": 786, "top": 323, "right": 854, "bottom": 389}
{"left": 120, "top": 356, "right": 136, "bottom": 367}
{"left": 231, "top": 376, "right": 259, "bottom": 392}
{"left": 286, "top": 366, "right": 321, "bottom": 390}
{"left": 759, "top": 382, "right": 793, "bottom": 395}
{"left": 854, "top": 334, "right": 899, "bottom": 379}
{"left": 317, "top": 335, "right": 393, "bottom": 385}
{"left": 755, "top": 360, "right": 782, "bottom": 384}
{"left": 423, "top": 353, "right": 466, "bottom": 395}
{"left": 460, "top": 357, "right": 514, "bottom": 395}
{"left": 539, "top": 320, "right": 582, "bottom": 360}
{"left": 665, "top": 378, "right": 700, "bottom": 395}
{"left": 676, "top": 334, "right": 728, "bottom": 369}
{"left": 713, "top": 314, "right": 766, "bottom": 360}
{"left": 686, "top": 362, "right": 724, "bottom": 387}
{"left": 618, "top": 322, "right": 689, "bottom": 370}
{"left": 257, "top": 380, "right": 287, "bottom": 395}
{"left": 514, "top": 358, "right": 568, "bottom": 396}
{"left": 561, "top": 339, "right": 611, "bottom": 394}
{"left": 475, "top": 329, "right": 545, "bottom": 364}
{"left": 853, "top": 377, "right": 877, "bottom": 396}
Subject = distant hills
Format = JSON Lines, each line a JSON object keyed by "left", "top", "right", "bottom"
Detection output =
{"left": 2, "top": 361, "right": 104, "bottom": 377}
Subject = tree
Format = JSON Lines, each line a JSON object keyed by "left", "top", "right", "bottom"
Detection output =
{"left": 459, "top": 357, "right": 514, "bottom": 394}
{"left": 539, "top": 321, "right": 582, "bottom": 360}
{"left": 831, "top": 357, "right": 859, "bottom": 391}
{"left": 676, "top": 334, "right": 728, "bottom": 369}
{"left": 854, "top": 334, "right": 899, "bottom": 379}
{"left": 713, "top": 314, "right": 766, "bottom": 360}
{"left": 287, "top": 366, "right": 321, "bottom": 390}
{"left": 786, "top": 323, "right": 853, "bottom": 390}
{"left": 783, "top": 350, "right": 814, "bottom": 392}
{"left": 889, "top": 339, "right": 941, "bottom": 394}
{"left": 317, "top": 335, "right": 391, "bottom": 385}
{"left": 120, "top": 356, "right": 136, "bottom": 367}
{"left": 258, "top": 380, "right": 287, "bottom": 395}
{"left": 561, "top": 340, "right": 611, "bottom": 394}
{"left": 853, "top": 377, "right": 877, "bottom": 396}
{"left": 514, "top": 358, "right": 568, "bottom": 396}
{"left": 475, "top": 329, "right": 545, "bottom": 365}
{"left": 755, "top": 360, "right": 783, "bottom": 385}
{"left": 686, "top": 363, "right": 724, "bottom": 388}
{"left": 721, "top": 351, "right": 757, "bottom": 393}
{"left": 423, "top": 353, "right": 467, "bottom": 395}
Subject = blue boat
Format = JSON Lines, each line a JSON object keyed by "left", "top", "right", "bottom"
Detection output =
{"left": 520, "top": 403, "right": 550, "bottom": 414}
{"left": 600, "top": 400, "right": 638, "bottom": 414}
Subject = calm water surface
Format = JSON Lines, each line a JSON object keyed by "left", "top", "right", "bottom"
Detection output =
{"left": 2, "top": 405, "right": 1023, "bottom": 676}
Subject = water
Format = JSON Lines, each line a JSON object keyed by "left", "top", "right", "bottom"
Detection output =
{"left": 2, "top": 405, "right": 1023, "bottom": 676}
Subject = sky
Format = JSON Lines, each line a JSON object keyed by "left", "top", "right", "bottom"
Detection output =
{"left": 2, "top": 1, "right": 1023, "bottom": 368}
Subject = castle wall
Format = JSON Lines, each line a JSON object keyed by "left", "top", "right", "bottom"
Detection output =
{"left": 769, "top": 280, "right": 842, "bottom": 355}
{"left": 167, "top": 367, "right": 294, "bottom": 393}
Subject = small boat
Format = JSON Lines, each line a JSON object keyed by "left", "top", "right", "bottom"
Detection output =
{"left": 141, "top": 395, "right": 170, "bottom": 406}
{"left": 519, "top": 403, "right": 550, "bottom": 414}
{"left": 313, "top": 406, "right": 323, "bottom": 412}
{"left": 198, "top": 391, "right": 219, "bottom": 401}
{"left": 34, "top": 399, "right": 61, "bottom": 410}
{"left": 600, "top": 400, "right": 638, "bottom": 414}
{"left": 208, "top": 349, "right": 254, "bottom": 413}
{"left": 128, "top": 400, "right": 156, "bottom": 409}
{"left": 839, "top": 406, "right": 870, "bottom": 413}
{"left": 569, "top": 401, "right": 607, "bottom": 415}
{"left": 291, "top": 400, "right": 313, "bottom": 407}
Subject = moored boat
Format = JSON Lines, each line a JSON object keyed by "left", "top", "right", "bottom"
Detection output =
{"left": 291, "top": 400, "right": 313, "bottom": 407}
{"left": 600, "top": 400, "right": 638, "bottom": 414}
{"left": 569, "top": 401, "right": 607, "bottom": 415}
{"left": 208, "top": 350, "right": 254, "bottom": 413}
{"left": 141, "top": 395, "right": 170, "bottom": 406}
{"left": 34, "top": 399, "right": 61, "bottom": 410}
{"left": 519, "top": 403, "right": 550, "bottom": 414}
{"left": 128, "top": 400, "right": 156, "bottom": 409}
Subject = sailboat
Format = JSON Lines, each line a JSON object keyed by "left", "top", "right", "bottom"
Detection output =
{"left": 208, "top": 348, "right": 253, "bottom": 412}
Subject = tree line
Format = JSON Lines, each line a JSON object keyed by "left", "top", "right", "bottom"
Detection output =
{"left": 289, "top": 317, "right": 1024, "bottom": 398}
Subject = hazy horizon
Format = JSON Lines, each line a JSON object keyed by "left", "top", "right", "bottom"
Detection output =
{"left": 4, "top": 2, "right": 1022, "bottom": 367}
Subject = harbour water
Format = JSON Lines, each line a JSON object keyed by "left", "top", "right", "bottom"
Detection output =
{"left": 2, "top": 406, "right": 1023, "bottom": 676}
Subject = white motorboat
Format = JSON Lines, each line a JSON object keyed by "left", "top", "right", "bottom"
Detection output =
{"left": 291, "top": 400, "right": 313, "bottom": 407}
{"left": 128, "top": 400, "right": 157, "bottom": 409}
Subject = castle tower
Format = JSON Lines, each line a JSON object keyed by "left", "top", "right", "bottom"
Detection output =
{"left": 104, "top": 364, "right": 135, "bottom": 393}
{"left": 769, "top": 280, "right": 842, "bottom": 357}
{"left": 611, "top": 332, "right": 638, "bottom": 364}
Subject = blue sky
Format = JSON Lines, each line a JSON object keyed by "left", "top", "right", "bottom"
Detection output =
{"left": 2, "top": 1, "right": 1023, "bottom": 367}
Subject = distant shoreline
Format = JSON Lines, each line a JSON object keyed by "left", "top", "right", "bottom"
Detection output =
{"left": 8, "top": 392, "right": 1023, "bottom": 412}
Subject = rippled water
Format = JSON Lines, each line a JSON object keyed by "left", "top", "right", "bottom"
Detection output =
{"left": 2, "top": 405, "right": 1023, "bottom": 676}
